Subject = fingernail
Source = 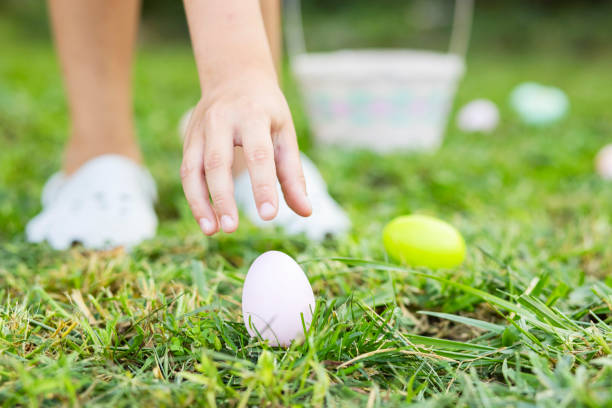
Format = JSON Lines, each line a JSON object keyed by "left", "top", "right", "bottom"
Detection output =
{"left": 302, "top": 194, "right": 312, "bottom": 214}
{"left": 199, "top": 218, "right": 214, "bottom": 234}
{"left": 220, "top": 215, "right": 236, "bottom": 232}
{"left": 259, "top": 202, "right": 276, "bottom": 219}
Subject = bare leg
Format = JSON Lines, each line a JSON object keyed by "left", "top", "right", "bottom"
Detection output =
{"left": 260, "top": 0, "right": 282, "bottom": 74}
{"left": 232, "top": 0, "right": 282, "bottom": 176}
{"left": 48, "top": 0, "right": 142, "bottom": 175}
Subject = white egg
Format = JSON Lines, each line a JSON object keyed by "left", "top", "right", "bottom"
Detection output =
{"left": 596, "top": 144, "right": 612, "bottom": 180}
{"left": 456, "top": 99, "right": 499, "bottom": 133}
{"left": 242, "top": 251, "right": 315, "bottom": 347}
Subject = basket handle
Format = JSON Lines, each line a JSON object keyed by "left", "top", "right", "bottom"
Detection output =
{"left": 448, "top": 0, "right": 474, "bottom": 57}
{"left": 283, "top": 0, "right": 474, "bottom": 59}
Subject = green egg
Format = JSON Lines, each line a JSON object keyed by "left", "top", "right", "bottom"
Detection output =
{"left": 383, "top": 214, "right": 466, "bottom": 268}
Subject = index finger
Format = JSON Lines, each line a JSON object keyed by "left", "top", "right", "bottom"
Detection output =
{"left": 181, "top": 118, "right": 219, "bottom": 235}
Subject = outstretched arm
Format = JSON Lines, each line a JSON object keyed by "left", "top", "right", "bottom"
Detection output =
{"left": 181, "top": 0, "right": 311, "bottom": 235}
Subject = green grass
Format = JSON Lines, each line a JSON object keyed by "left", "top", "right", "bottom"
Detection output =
{"left": 2, "top": 4, "right": 612, "bottom": 406}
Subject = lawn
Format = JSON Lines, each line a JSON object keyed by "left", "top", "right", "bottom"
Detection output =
{"left": 2, "top": 2, "right": 612, "bottom": 406}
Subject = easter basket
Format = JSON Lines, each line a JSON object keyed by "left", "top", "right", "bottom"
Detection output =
{"left": 284, "top": 0, "right": 473, "bottom": 152}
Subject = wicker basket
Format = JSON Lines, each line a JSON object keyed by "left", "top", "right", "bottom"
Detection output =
{"left": 285, "top": 0, "right": 473, "bottom": 152}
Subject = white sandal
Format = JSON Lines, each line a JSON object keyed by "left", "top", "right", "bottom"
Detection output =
{"left": 234, "top": 154, "right": 351, "bottom": 241}
{"left": 26, "top": 155, "right": 158, "bottom": 250}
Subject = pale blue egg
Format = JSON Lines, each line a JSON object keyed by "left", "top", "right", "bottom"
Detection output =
{"left": 510, "top": 82, "right": 569, "bottom": 126}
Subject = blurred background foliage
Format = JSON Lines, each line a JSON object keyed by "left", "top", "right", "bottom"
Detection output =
{"left": 1, "top": 0, "right": 612, "bottom": 240}
{"left": 1, "top": 0, "right": 612, "bottom": 57}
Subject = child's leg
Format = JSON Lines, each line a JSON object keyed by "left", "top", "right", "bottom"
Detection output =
{"left": 27, "top": 0, "right": 157, "bottom": 250}
{"left": 260, "top": 0, "right": 282, "bottom": 73}
{"left": 48, "top": 0, "right": 141, "bottom": 174}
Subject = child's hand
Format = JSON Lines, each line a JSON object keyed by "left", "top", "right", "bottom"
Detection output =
{"left": 181, "top": 69, "right": 312, "bottom": 235}
{"left": 181, "top": 0, "right": 311, "bottom": 235}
